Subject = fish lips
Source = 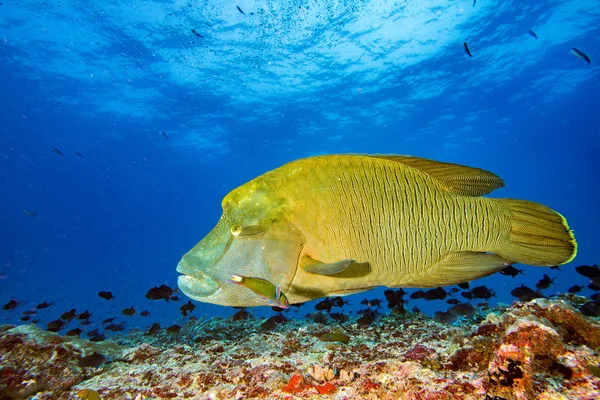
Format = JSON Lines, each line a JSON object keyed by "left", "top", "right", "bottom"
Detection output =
{"left": 176, "top": 263, "right": 220, "bottom": 299}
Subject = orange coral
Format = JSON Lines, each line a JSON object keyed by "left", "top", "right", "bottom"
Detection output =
{"left": 282, "top": 373, "right": 307, "bottom": 394}
{"left": 315, "top": 382, "right": 336, "bottom": 394}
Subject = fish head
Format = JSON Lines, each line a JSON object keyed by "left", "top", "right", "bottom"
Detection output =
{"left": 177, "top": 180, "right": 304, "bottom": 307}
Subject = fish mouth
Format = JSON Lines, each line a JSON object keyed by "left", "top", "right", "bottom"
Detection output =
{"left": 176, "top": 263, "right": 220, "bottom": 299}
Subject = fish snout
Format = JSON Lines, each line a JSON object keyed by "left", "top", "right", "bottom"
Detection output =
{"left": 176, "top": 261, "right": 220, "bottom": 299}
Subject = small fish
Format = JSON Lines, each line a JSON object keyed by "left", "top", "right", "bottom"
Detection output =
{"left": 315, "top": 298, "right": 333, "bottom": 312}
{"left": 229, "top": 275, "right": 289, "bottom": 309}
{"left": 232, "top": 308, "right": 250, "bottom": 321}
{"left": 76, "top": 388, "right": 101, "bottom": 400}
{"left": 528, "top": 30, "right": 538, "bottom": 39}
{"left": 318, "top": 330, "right": 351, "bottom": 343}
{"left": 22, "top": 310, "right": 37, "bottom": 315}
{"left": 122, "top": 307, "right": 135, "bottom": 316}
{"left": 458, "top": 282, "right": 470, "bottom": 290}
{"left": 145, "top": 284, "right": 174, "bottom": 302}
{"left": 331, "top": 296, "right": 349, "bottom": 307}
{"left": 21, "top": 209, "right": 38, "bottom": 217}
{"left": 79, "top": 352, "right": 106, "bottom": 368}
{"left": 90, "top": 334, "right": 105, "bottom": 342}
{"left": 105, "top": 323, "right": 125, "bottom": 332}
{"left": 170, "top": 295, "right": 180, "bottom": 301}
{"left": 423, "top": 287, "right": 447, "bottom": 301}
{"left": 470, "top": 286, "right": 495, "bottom": 300}
{"left": 140, "top": 310, "right": 151, "bottom": 317}
{"left": 74, "top": 151, "right": 85, "bottom": 158}
{"left": 166, "top": 324, "right": 181, "bottom": 334}
{"left": 433, "top": 310, "right": 458, "bottom": 324}
{"left": 98, "top": 291, "right": 114, "bottom": 300}
{"left": 46, "top": 319, "right": 65, "bottom": 332}
{"left": 461, "top": 291, "right": 473, "bottom": 300}
{"left": 535, "top": 274, "right": 555, "bottom": 290}
{"left": 463, "top": 41, "right": 473, "bottom": 57}
{"left": 48, "top": 145, "right": 64, "bottom": 157}
{"left": 78, "top": 310, "right": 92, "bottom": 320}
{"left": 588, "top": 364, "right": 600, "bottom": 379}
{"left": 448, "top": 303, "right": 476, "bottom": 317}
{"left": 571, "top": 48, "right": 591, "bottom": 64}
{"left": 499, "top": 265, "right": 524, "bottom": 278}
{"left": 161, "top": 130, "right": 169, "bottom": 139}
{"left": 567, "top": 285, "right": 582, "bottom": 293}
{"left": 410, "top": 290, "right": 425, "bottom": 300}
{"left": 472, "top": 0, "right": 476, "bottom": 6}
{"left": 20, "top": 315, "right": 30, "bottom": 322}
{"left": 575, "top": 265, "right": 600, "bottom": 278}
{"left": 146, "top": 322, "right": 161, "bottom": 335}
{"left": 446, "top": 298, "right": 460, "bottom": 305}
{"left": 579, "top": 301, "right": 600, "bottom": 317}
{"left": 190, "top": 29, "right": 204, "bottom": 39}
{"left": 236, "top": 5, "right": 245, "bottom": 15}
{"left": 260, "top": 314, "right": 287, "bottom": 332}
{"left": 3, "top": 299, "right": 18, "bottom": 310}
{"left": 102, "top": 317, "right": 115, "bottom": 324}
{"left": 180, "top": 300, "right": 195, "bottom": 317}
{"left": 61, "top": 308, "right": 77, "bottom": 321}
{"left": 66, "top": 328, "right": 83, "bottom": 336}
{"left": 36, "top": 301, "right": 53, "bottom": 309}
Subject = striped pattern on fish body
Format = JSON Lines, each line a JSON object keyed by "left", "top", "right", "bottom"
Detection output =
{"left": 251, "top": 155, "right": 575, "bottom": 302}
{"left": 177, "top": 154, "right": 576, "bottom": 307}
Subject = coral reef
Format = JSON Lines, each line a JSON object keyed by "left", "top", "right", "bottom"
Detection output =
{"left": 1, "top": 296, "right": 599, "bottom": 399}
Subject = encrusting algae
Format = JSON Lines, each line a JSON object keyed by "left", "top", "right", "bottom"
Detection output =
{"left": 1, "top": 294, "right": 599, "bottom": 399}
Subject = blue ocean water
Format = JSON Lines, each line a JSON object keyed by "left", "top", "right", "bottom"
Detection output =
{"left": 0, "top": 0, "right": 598, "bottom": 333}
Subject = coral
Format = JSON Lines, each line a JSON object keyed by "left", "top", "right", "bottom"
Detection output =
{"left": 0, "top": 297, "right": 599, "bottom": 399}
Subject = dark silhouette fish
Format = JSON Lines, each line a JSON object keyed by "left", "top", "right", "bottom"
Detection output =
{"left": 146, "top": 322, "right": 161, "bottom": 335}
{"left": 98, "top": 291, "right": 114, "bottom": 300}
{"left": 21, "top": 209, "right": 38, "bottom": 217}
{"left": 499, "top": 265, "right": 524, "bottom": 278}
{"left": 47, "top": 319, "right": 65, "bottom": 332}
{"left": 48, "top": 145, "right": 64, "bottom": 157}
{"left": 236, "top": 5, "right": 245, "bottom": 15}
{"left": 36, "top": 301, "right": 53, "bottom": 309}
{"left": 536, "top": 274, "right": 556, "bottom": 290}
{"left": 528, "top": 30, "right": 538, "bottom": 39}
{"left": 74, "top": 151, "right": 84, "bottom": 158}
{"left": 2, "top": 299, "right": 18, "bottom": 310}
{"left": 122, "top": 307, "right": 136, "bottom": 316}
{"left": 571, "top": 48, "right": 591, "bottom": 64}
{"left": 180, "top": 300, "right": 195, "bottom": 316}
{"left": 61, "top": 308, "right": 76, "bottom": 321}
{"left": 79, "top": 352, "right": 105, "bottom": 368}
{"left": 464, "top": 42, "right": 473, "bottom": 57}
{"left": 145, "top": 284, "right": 175, "bottom": 302}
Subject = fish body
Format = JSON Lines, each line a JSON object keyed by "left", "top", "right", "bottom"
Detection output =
{"left": 463, "top": 42, "right": 472, "bottom": 57}
{"left": 21, "top": 209, "right": 38, "bottom": 217}
{"left": 177, "top": 155, "right": 577, "bottom": 307}
{"left": 229, "top": 275, "right": 289, "bottom": 308}
{"left": 48, "top": 145, "right": 64, "bottom": 157}
{"left": 236, "top": 5, "right": 245, "bottom": 15}
{"left": 571, "top": 48, "right": 591, "bottom": 64}
{"left": 528, "top": 30, "right": 538, "bottom": 39}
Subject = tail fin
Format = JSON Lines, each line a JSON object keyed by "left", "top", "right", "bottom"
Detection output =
{"left": 496, "top": 199, "right": 577, "bottom": 266}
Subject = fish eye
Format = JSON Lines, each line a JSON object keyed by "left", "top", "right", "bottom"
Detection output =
{"left": 230, "top": 225, "right": 242, "bottom": 236}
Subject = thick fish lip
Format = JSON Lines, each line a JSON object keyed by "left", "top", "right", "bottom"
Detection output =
{"left": 176, "top": 262, "right": 220, "bottom": 298}
{"left": 177, "top": 274, "right": 220, "bottom": 298}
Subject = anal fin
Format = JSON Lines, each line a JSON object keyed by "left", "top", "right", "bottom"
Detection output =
{"left": 425, "top": 252, "right": 511, "bottom": 286}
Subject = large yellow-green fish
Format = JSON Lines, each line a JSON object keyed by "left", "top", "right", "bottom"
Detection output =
{"left": 177, "top": 155, "right": 577, "bottom": 307}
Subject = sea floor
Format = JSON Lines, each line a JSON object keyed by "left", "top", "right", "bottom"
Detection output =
{"left": 1, "top": 296, "right": 599, "bottom": 400}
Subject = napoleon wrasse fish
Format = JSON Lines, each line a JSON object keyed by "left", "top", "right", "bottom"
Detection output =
{"left": 176, "top": 155, "right": 577, "bottom": 307}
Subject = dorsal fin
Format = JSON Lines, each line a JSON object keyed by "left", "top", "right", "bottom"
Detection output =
{"left": 369, "top": 155, "right": 505, "bottom": 196}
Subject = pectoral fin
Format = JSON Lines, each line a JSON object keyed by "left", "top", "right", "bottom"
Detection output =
{"left": 301, "top": 256, "right": 355, "bottom": 275}
{"left": 424, "top": 252, "right": 511, "bottom": 286}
